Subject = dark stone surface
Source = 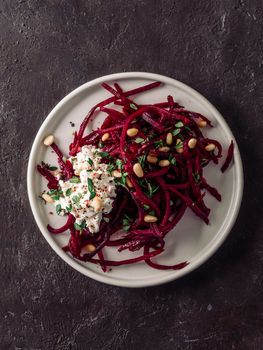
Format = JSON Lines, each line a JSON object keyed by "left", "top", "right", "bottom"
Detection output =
{"left": 1, "top": 0, "right": 263, "bottom": 349}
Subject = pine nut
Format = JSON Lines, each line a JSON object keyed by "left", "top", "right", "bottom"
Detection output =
{"left": 197, "top": 120, "right": 207, "bottom": 128}
{"left": 159, "top": 146, "right": 170, "bottom": 152}
{"left": 176, "top": 139, "right": 183, "bottom": 154}
{"left": 101, "top": 133, "right": 110, "bottom": 142}
{"left": 126, "top": 177, "right": 133, "bottom": 188}
{"left": 144, "top": 215, "right": 158, "bottom": 223}
{"left": 159, "top": 159, "right": 170, "bottom": 167}
{"left": 166, "top": 132, "right": 173, "bottom": 145}
{"left": 42, "top": 193, "right": 53, "bottom": 203}
{"left": 91, "top": 196, "right": 103, "bottom": 212}
{"left": 147, "top": 155, "right": 158, "bottom": 164}
{"left": 188, "top": 138, "right": 197, "bottom": 149}
{"left": 133, "top": 163, "right": 144, "bottom": 178}
{"left": 43, "top": 135, "right": 54, "bottom": 146}
{"left": 84, "top": 244, "right": 96, "bottom": 252}
{"left": 112, "top": 170, "right": 122, "bottom": 178}
{"left": 127, "top": 128, "right": 139, "bottom": 137}
{"left": 205, "top": 143, "right": 216, "bottom": 152}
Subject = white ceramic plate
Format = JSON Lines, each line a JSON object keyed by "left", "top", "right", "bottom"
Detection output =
{"left": 27, "top": 72, "right": 243, "bottom": 287}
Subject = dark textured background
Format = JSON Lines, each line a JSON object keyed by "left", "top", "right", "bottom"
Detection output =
{"left": 1, "top": 0, "right": 263, "bottom": 349}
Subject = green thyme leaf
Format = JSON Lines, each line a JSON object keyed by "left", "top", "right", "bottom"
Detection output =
{"left": 152, "top": 185, "right": 159, "bottom": 195}
{"left": 70, "top": 176, "right": 80, "bottom": 184}
{"left": 52, "top": 195, "right": 60, "bottom": 201}
{"left": 120, "top": 172, "right": 128, "bottom": 186}
{"left": 175, "top": 121, "right": 184, "bottom": 128}
{"left": 99, "top": 152, "right": 109, "bottom": 157}
{"left": 87, "top": 178, "right": 96, "bottom": 200}
{"left": 98, "top": 141, "right": 104, "bottom": 148}
{"left": 154, "top": 140, "right": 164, "bottom": 148}
{"left": 184, "top": 126, "right": 191, "bottom": 132}
{"left": 122, "top": 213, "right": 132, "bottom": 232}
{"left": 116, "top": 159, "right": 123, "bottom": 170}
{"left": 168, "top": 154, "right": 177, "bottom": 165}
{"left": 66, "top": 204, "right": 72, "bottom": 212}
{"left": 143, "top": 204, "right": 150, "bottom": 210}
{"left": 107, "top": 163, "right": 115, "bottom": 175}
{"left": 87, "top": 158, "right": 93, "bottom": 166}
{"left": 192, "top": 172, "right": 200, "bottom": 184}
{"left": 49, "top": 166, "right": 58, "bottom": 171}
{"left": 135, "top": 137, "right": 145, "bottom": 144}
{"left": 175, "top": 141, "right": 183, "bottom": 149}
{"left": 72, "top": 195, "right": 81, "bottom": 203}
{"left": 65, "top": 188, "right": 71, "bottom": 196}
{"left": 74, "top": 222, "right": 82, "bottom": 231}
{"left": 130, "top": 103, "right": 138, "bottom": 110}
{"left": 56, "top": 204, "right": 62, "bottom": 215}
{"left": 138, "top": 154, "right": 146, "bottom": 168}
{"left": 172, "top": 129, "right": 181, "bottom": 136}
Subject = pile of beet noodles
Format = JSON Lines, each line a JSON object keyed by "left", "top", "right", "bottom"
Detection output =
{"left": 38, "top": 81, "right": 234, "bottom": 271}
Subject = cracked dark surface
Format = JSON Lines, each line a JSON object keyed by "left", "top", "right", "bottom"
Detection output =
{"left": 1, "top": 1, "right": 263, "bottom": 349}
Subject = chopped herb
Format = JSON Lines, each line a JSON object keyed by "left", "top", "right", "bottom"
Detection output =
{"left": 56, "top": 204, "right": 62, "bottom": 215}
{"left": 74, "top": 223, "right": 82, "bottom": 231}
{"left": 192, "top": 172, "right": 200, "bottom": 184}
{"left": 48, "top": 188, "right": 63, "bottom": 201}
{"left": 143, "top": 204, "right": 150, "bottom": 210}
{"left": 148, "top": 210, "right": 156, "bottom": 216}
{"left": 172, "top": 129, "right": 181, "bottom": 136}
{"left": 70, "top": 176, "right": 80, "bottom": 184}
{"left": 72, "top": 195, "right": 81, "bottom": 203}
{"left": 49, "top": 166, "right": 58, "bottom": 171}
{"left": 89, "top": 191, "right": 96, "bottom": 201}
{"left": 146, "top": 180, "right": 159, "bottom": 198}
{"left": 116, "top": 159, "right": 123, "bottom": 170}
{"left": 130, "top": 103, "right": 138, "bottom": 110}
{"left": 74, "top": 221, "right": 86, "bottom": 231}
{"left": 107, "top": 163, "right": 115, "bottom": 175}
{"left": 175, "top": 121, "right": 184, "bottom": 128}
{"left": 138, "top": 154, "right": 146, "bottom": 168}
{"left": 122, "top": 213, "right": 132, "bottom": 231}
{"left": 120, "top": 172, "right": 128, "bottom": 186}
{"left": 48, "top": 189, "right": 63, "bottom": 195}
{"left": 184, "top": 126, "right": 191, "bottom": 132}
{"left": 66, "top": 204, "right": 72, "bottom": 212}
{"left": 135, "top": 137, "right": 145, "bottom": 144}
{"left": 154, "top": 140, "right": 164, "bottom": 148}
{"left": 87, "top": 178, "right": 96, "bottom": 200}
{"left": 87, "top": 158, "right": 93, "bottom": 166}
{"left": 175, "top": 141, "right": 183, "bottom": 149}
{"left": 52, "top": 195, "right": 60, "bottom": 201}
{"left": 99, "top": 152, "right": 109, "bottom": 158}
{"left": 98, "top": 141, "right": 104, "bottom": 148}
{"left": 169, "top": 154, "right": 177, "bottom": 165}
{"left": 152, "top": 185, "right": 159, "bottom": 195}
{"left": 65, "top": 188, "right": 71, "bottom": 196}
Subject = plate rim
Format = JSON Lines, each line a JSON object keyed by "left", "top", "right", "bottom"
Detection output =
{"left": 27, "top": 72, "right": 244, "bottom": 288}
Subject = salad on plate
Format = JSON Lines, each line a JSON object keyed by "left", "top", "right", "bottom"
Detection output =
{"left": 38, "top": 81, "right": 234, "bottom": 272}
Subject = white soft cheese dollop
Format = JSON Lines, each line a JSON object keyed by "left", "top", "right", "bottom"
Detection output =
{"left": 54, "top": 145, "right": 116, "bottom": 233}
